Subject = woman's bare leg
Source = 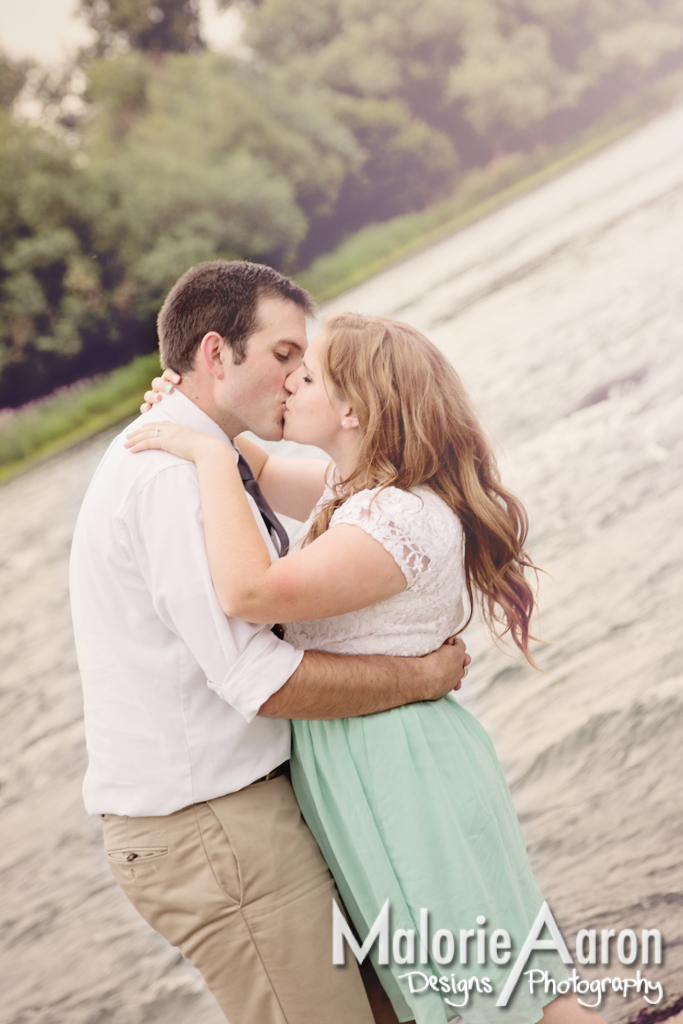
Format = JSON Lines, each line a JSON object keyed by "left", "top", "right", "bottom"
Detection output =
{"left": 541, "top": 993, "right": 609, "bottom": 1024}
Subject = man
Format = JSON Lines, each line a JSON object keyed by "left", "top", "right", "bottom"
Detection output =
{"left": 70, "top": 260, "right": 468, "bottom": 1024}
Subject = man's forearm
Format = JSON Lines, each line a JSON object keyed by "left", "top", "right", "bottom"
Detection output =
{"left": 259, "top": 650, "right": 426, "bottom": 719}
{"left": 258, "top": 643, "right": 465, "bottom": 719}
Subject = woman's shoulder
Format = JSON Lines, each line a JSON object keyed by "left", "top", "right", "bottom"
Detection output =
{"left": 332, "top": 482, "right": 420, "bottom": 511}
{"left": 328, "top": 484, "right": 463, "bottom": 588}
{"left": 331, "top": 483, "right": 459, "bottom": 522}
{"left": 330, "top": 484, "right": 464, "bottom": 553}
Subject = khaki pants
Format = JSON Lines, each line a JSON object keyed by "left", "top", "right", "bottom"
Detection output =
{"left": 103, "top": 774, "right": 374, "bottom": 1024}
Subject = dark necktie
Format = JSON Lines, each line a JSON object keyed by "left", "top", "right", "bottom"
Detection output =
{"left": 237, "top": 453, "right": 289, "bottom": 557}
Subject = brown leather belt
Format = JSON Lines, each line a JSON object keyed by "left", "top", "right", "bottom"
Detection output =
{"left": 250, "top": 760, "right": 290, "bottom": 786}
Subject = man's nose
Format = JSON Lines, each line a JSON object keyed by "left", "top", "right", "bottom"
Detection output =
{"left": 284, "top": 369, "right": 298, "bottom": 394}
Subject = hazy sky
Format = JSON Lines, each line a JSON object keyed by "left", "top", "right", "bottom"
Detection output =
{"left": 0, "top": 0, "right": 243, "bottom": 65}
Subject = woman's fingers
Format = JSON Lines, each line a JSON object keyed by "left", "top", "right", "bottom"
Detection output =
{"left": 124, "top": 426, "right": 164, "bottom": 452}
{"left": 123, "top": 421, "right": 208, "bottom": 463}
{"left": 144, "top": 370, "right": 181, "bottom": 410}
{"left": 124, "top": 422, "right": 174, "bottom": 452}
{"left": 139, "top": 391, "right": 158, "bottom": 412}
{"left": 155, "top": 369, "right": 181, "bottom": 395}
{"left": 140, "top": 378, "right": 170, "bottom": 410}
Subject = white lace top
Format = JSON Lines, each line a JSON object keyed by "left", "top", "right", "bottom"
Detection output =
{"left": 283, "top": 485, "right": 467, "bottom": 658}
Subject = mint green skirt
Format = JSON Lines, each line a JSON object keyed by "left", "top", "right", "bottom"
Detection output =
{"left": 291, "top": 696, "right": 566, "bottom": 1024}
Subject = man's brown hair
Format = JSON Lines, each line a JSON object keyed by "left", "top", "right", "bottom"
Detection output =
{"left": 157, "top": 260, "right": 315, "bottom": 373}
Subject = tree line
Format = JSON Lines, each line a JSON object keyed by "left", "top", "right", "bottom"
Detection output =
{"left": 1, "top": 0, "right": 682, "bottom": 407}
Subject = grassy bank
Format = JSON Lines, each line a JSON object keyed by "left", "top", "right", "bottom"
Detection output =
{"left": 0, "top": 353, "right": 161, "bottom": 485}
{"left": 1, "top": 73, "right": 681, "bottom": 485}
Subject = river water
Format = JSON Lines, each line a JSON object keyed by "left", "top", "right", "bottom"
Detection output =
{"left": 2, "top": 101, "right": 682, "bottom": 1023}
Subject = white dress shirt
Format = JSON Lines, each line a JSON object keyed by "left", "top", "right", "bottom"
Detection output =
{"left": 69, "top": 390, "right": 303, "bottom": 816}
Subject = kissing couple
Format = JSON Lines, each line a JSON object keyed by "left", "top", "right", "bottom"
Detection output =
{"left": 71, "top": 260, "right": 603, "bottom": 1024}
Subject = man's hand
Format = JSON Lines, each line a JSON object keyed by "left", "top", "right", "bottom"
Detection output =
{"left": 418, "top": 637, "right": 470, "bottom": 701}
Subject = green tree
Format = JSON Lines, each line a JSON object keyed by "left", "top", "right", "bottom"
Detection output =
{"left": 80, "top": 0, "right": 204, "bottom": 55}
{"left": 0, "top": 52, "right": 33, "bottom": 108}
{"left": 0, "top": 104, "right": 116, "bottom": 406}
{"left": 222, "top": 0, "right": 683, "bottom": 157}
{"left": 82, "top": 50, "right": 362, "bottom": 316}
{"left": 4, "top": 0, "right": 682, "bottom": 406}
{"left": 82, "top": 46, "right": 458, "bottom": 281}
{"left": 297, "top": 93, "right": 458, "bottom": 262}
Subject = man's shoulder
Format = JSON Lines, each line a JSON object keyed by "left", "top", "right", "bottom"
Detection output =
{"left": 82, "top": 415, "right": 198, "bottom": 521}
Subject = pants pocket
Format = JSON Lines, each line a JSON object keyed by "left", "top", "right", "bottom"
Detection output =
{"left": 195, "top": 803, "right": 242, "bottom": 906}
{"left": 107, "top": 845, "right": 169, "bottom": 864}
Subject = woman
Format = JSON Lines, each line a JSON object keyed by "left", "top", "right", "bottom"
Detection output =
{"left": 126, "top": 313, "right": 593, "bottom": 1024}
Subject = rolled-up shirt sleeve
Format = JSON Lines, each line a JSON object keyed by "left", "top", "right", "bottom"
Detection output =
{"left": 121, "top": 460, "right": 303, "bottom": 722}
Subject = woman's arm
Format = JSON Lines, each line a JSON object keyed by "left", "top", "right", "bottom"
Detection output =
{"left": 125, "top": 422, "right": 406, "bottom": 623}
{"left": 234, "top": 433, "right": 329, "bottom": 522}
{"left": 140, "top": 372, "right": 328, "bottom": 521}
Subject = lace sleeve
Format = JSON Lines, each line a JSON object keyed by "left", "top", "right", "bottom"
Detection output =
{"left": 329, "top": 487, "right": 434, "bottom": 588}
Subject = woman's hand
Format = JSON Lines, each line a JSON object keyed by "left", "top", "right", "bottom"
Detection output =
{"left": 140, "top": 368, "right": 182, "bottom": 414}
{"left": 124, "top": 421, "right": 222, "bottom": 464}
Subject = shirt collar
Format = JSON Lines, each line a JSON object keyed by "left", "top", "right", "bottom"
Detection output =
{"left": 146, "top": 390, "right": 239, "bottom": 461}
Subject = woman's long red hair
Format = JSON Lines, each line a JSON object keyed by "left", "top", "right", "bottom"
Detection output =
{"left": 305, "top": 311, "right": 540, "bottom": 665}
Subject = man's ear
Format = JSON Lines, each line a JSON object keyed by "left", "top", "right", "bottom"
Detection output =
{"left": 199, "top": 332, "right": 228, "bottom": 380}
